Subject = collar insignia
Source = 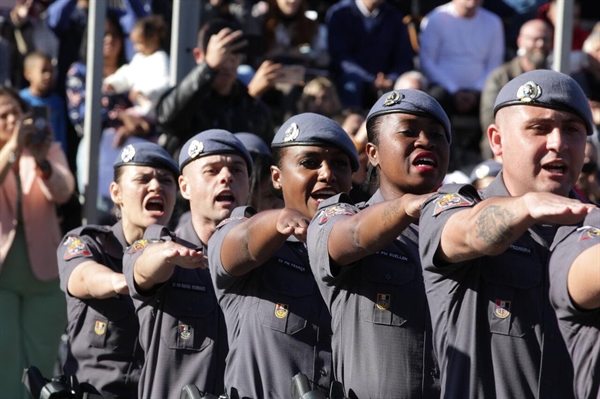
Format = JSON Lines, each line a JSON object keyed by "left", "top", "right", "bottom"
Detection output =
{"left": 516, "top": 81, "right": 542, "bottom": 103}
{"left": 283, "top": 123, "right": 300, "bottom": 142}
{"left": 188, "top": 140, "right": 204, "bottom": 159}
{"left": 121, "top": 145, "right": 135, "bottom": 162}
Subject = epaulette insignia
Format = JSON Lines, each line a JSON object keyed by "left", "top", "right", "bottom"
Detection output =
{"left": 216, "top": 216, "right": 248, "bottom": 229}
{"left": 433, "top": 193, "right": 474, "bottom": 216}
{"left": 578, "top": 226, "right": 600, "bottom": 242}
{"left": 63, "top": 237, "right": 93, "bottom": 260}
{"left": 317, "top": 205, "right": 354, "bottom": 225}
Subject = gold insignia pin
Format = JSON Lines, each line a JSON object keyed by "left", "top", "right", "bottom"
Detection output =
{"left": 516, "top": 81, "right": 542, "bottom": 103}
{"left": 494, "top": 300, "right": 511, "bottom": 319}
{"left": 121, "top": 144, "right": 136, "bottom": 162}
{"left": 376, "top": 293, "right": 391, "bottom": 310}
{"left": 275, "top": 303, "right": 289, "bottom": 318}
{"left": 283, "top": 123, "right": 300, "bottom": 142}
{"left": 383, "top": 91, "right": 403, "bottom": 107}
{"left": 180, "top": 323, "right": 192, "bottom": 340}
{"left": 94, "top": 320, "right": 107, "bottom": 335}
{"left": 188, "top": 140, "right": 204, "bottom": 159}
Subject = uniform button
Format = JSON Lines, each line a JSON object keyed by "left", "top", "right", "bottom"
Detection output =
{"left": 385, "top": 273, "right": 392, "bottom": 280}
{"left": 283, "top": 283, "right": 289, "bottom": 290}
{"left": 320, "top": 369, "right": 327, "bottom": 376}
{"left": 187, "top": 306, "right": 193, "bottom": 311}
{"left": 549, "top": 334, "right": 555, "bottom": 340}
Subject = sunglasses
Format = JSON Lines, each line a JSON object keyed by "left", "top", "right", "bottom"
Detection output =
{"left": 581, "top": 162, "right": 598, "bottom": 175}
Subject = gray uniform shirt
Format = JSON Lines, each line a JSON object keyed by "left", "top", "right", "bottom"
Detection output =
{"left": 419, "top": 175, "right": 575, "bottom": 399}
{"left": 58, "top": 221, "right": 142, "bottom": 398}
{"left": 549, "top": 210, "right": 600, "bottom": 399}
{"left": 122, "top": 221, "right": 227, "bottom": 399}
{"left": 307, "top": 191, "right": 439, "bottom": 399}
{"left": 207, "top": 206, "right": 332, "bottom": 399}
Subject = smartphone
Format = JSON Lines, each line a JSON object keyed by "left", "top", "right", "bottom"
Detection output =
{"left": 274, "top": 65, "right": 306, "bottom": 86}
{"left": 30, "top": 105, "right": 50, "bottom": 144}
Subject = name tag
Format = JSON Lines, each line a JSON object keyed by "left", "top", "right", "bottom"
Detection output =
{"left": 171, "top": 282, "right": 206, "bottom": 292}
{"left": 276, "top": 257, "right": 306, "bottom": 273}
{"left": 376, "top": 250, "right": 409, "bottom": 262}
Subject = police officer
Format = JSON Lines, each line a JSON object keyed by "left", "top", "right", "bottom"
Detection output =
{"left": 307, "top": 90, "right": 449, "bottom": 398}
{"left": 57, "top": 142, "right": 179, "bottom": 398}
{"left": 418, "top": 69, "right": 597, "bottom": 398}
{"left": 122, "top": 130, "right": 252, "bottom": 399}
{"left": 207, "top": 113, "right": 358, "bottom": 399}
{"left": 548, "top": 209, "right": 600, "bottom": 399}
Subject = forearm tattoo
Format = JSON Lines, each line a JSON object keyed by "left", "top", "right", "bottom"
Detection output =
{"left": 475, "top": 205, "right": 515, "bottom": 246}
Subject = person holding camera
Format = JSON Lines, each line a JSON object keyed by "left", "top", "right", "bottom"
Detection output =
{"left": 156, "top": 18, "right": 274, "bottom": 160}
{"left": 0, "top": 85, "right": 75, "bottom": 398}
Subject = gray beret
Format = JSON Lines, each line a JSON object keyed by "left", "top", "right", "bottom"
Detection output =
{"left": 493, "top": 69, "right": 593, "bottom": 135}
{"left": 366, "top": 89, "right": 452, "bottom": 143}
{"left": 271, "top": 112, "right": 359, "bottom": 172}
{"left": 113, "top": 142, "right": 179, "bottom": 178}
{"left": 179, "top": 129, "right": 253, "bottom": 174}
{"left": 234, "top": 132, "right": 271, "bottom": 157}
{"left": 469, "top": 160, "right": 502, "bottom": 183}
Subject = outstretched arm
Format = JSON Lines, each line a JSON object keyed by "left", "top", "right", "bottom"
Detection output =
{"left": 67, "top": 261, "right": 128, "bottom": 299}
{"left": 219, "top": 208, "right": 309, "bottom": 276}
{"left": 567, "top": 243, "right": 600, "bottom": 310}
{"left": 133, "top": 241, "right": 206, "bottom": 291}
{"left": 439, "top": 192, "right": 596, "bottom": 263}
{"left": 328, "top": 193, "right": 431, "bottom": 266}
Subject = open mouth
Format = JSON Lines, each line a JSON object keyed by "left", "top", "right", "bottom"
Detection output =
{"left": 310, "top": 189, "right": 337, "bottom": 204}
{"left": 413, "top": 153, "right": 438, "bottom": 170}
{"left": 145, "top": 197, "right": 165, "bottom": 215}
{"left": 215, "top": 191, "right": 235, "bottom": 204}
{"left": 542, "top": 161, "right": 567, "bottom": 175}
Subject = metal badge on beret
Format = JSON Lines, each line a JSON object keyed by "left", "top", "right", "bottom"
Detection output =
{"left": 383, "top": 91, "right": 404, "bottom": 107}
{"left": 516, "top": 81, "right": 542, "bottom": 103}
{"left": 121, "top": 144, "right": 136, "bottom": 162}
{"left": 283, "top": 122, "right": 300, "bottom": 142}
{"left": 188, "top": 140, "right": 204, "bottom": 159}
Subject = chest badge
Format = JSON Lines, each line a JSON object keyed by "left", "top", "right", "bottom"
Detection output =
{"left": 180, "top": 323, "right": 192, "bottom": 340}
{"left": 94, "top": 320, "right": 107, "bottom": 335}
{"left": 275, "top": 303, "right": 289, "bottom": 319}
{"left": 376, "top": 293, "right": 391, "bottom": 310}
{"left": 494, "top": 299, "right": 511, "bottom": 319}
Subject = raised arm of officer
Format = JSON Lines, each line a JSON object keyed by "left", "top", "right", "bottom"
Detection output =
{"left": 130, "top": 240, "right": 206, "bottom": 292}
{"left": 216, "top": 207, "right": 309, "bottom": 276}
{"left": 551, "top": 209, "right": 600, "bottom": 310}
{"left": 67, "top": 261, "right": 129, "bottom": 299}
{"left": 435, "top": 192, "right": 594, "bottom": 263}
{"left": 327, "top": 193, "right": 431, "bottom": 266}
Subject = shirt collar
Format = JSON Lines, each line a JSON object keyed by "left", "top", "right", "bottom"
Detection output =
{"left": 356, "top": 0, "right": 380, "bottom": 18}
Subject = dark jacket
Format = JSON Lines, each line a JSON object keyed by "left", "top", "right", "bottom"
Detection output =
{"left": 156, "top": 62, "right": 274, "bottom": 157}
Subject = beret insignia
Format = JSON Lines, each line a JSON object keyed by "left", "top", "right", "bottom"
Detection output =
{"left": 516, "top": 81, "right": 542, "bottom": 103}
{"left": 188, "top": 140, "right": 204, "bottom": 159}
{"left": 121, "top": 144, "right": 136, "bottom": 163}
{"left": 283, "top": 122, "right": 300, "bottom": 142}
{"left": 383, "top": 91, "right": 404, "bottom": 107}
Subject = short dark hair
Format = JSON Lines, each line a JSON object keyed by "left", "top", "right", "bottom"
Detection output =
{"left": 197, "top": 18, "right": 243, "bottom": 52}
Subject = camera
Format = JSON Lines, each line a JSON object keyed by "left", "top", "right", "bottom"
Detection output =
{"left": 30, "top": 106, "right": 50, "bottom": 144}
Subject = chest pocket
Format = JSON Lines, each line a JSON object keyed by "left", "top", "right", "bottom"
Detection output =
{"left": 481, "top": 248, "right": 543, "bottom": 338}
{"left": 358, "top": 251, "right": 417, "bottom": 327}
{"left": 86, "top": 296, "right": 134, "bottom": 349}
{"left": 160, "top": 270, "right": 216, "bottom": 351}
{"left": 257, "top": 262, "right": 315, "bottom": 335}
